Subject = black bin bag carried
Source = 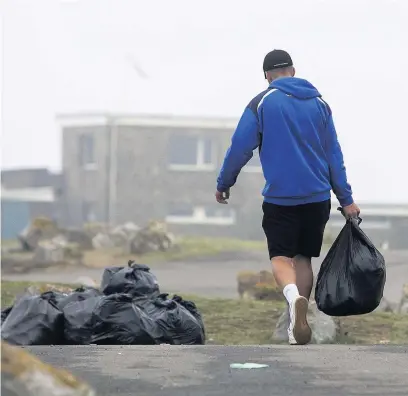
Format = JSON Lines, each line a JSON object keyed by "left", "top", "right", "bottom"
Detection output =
{"left": 315, "top": 217, "right": 386, "bottom": 316}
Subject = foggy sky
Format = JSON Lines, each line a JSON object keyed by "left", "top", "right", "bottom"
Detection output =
{"left": 1, "top": 0, "right": 407, "bottom": 203}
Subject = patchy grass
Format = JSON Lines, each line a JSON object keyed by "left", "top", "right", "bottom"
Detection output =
{"left": 84, "top": 237, "right": 266, "bottom": 268}
{"left": 189, "top": 295, "right": 286, "bottom": 345}
{"left": 142, "top": 237, "right": 265, "bottom": 261}
{"left": 2, "top": 281, "right": 407, "bottom": 345}
{"left": 1, "top": 281, "right": 78, "bottom": 308}
{"left": 338, "top": 312, "right": 408, "bottom": 344}
{"left": 1, "top": 239, "right": 20, "bottom": 248}
{"left": 187, "top": 295, "right": 408, "bottom": 345}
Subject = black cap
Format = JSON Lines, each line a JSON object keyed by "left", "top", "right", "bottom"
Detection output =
{"left": 263, "top": 49, "right": 293, "bottom": 72}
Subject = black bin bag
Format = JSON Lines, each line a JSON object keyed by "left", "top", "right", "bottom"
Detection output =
{"left": 315, "top": 217, "right": 386, "bottom": 316}
{"left": 1, "top": 306, "right": 13, "bottom": 325}
{"left": 63, "top": 295, "right": 102, "bottom": 344}
{"left": 90, "top": 293, "right": 160, "bottom": 345}
{"left": 1, "top": 291, "right": 64, "bottom": 345}
{"left": 135, "top": 294, "right": 206, "bottom": 345}
{"left": 57, "top": 286, "right": 102, "bottom": 310}
{"left": 101, "top": 261, "right": 159, "bottom": 297}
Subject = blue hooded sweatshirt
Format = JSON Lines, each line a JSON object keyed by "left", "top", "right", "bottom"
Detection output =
{"left": 217, "top": 77, "right": 353, "bottom": 206}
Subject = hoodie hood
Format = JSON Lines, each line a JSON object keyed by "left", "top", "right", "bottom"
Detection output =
{"left": 270, "top": 77, "right": 321, "bottom": 99}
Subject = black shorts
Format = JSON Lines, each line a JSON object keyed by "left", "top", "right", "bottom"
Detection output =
{"left": 262, "top": 200, "right": 331, "bottom": 259}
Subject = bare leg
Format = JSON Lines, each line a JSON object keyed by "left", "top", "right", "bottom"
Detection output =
{"left": 292, "top": 255, "right": 314, "bottom": 300}
{"left": 271, "top": 255, "right": 312, "bottom": 345}
{"left": 270, "top": 256, "right": 296, "bottom": 288}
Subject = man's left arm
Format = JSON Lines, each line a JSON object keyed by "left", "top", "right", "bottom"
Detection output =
{"left": 216, "top": 107, "right": 260, "bottom": 192}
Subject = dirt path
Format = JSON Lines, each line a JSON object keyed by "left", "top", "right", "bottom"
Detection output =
{"left": 2, "top": 250, "right": 408, "bottom": 302}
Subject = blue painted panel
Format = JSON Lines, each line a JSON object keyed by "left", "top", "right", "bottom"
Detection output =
{"left": 1, "top": 200, "right": 30, "bottom": 240}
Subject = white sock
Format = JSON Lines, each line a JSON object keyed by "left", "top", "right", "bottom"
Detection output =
{"left": 283, "top": 284, "right": 300, "bottom": 304}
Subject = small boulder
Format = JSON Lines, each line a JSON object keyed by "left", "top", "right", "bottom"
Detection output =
{"left": 33, "top": 241, "right": 64, "bottom": 265}
{"left": 92, "top": 233, "right": 114, "bottom": 250}
{"left": 237, "top": 270, "right": 283, "bottom": 301}
{"left": 274, "top": 301, "right": 338, "bottom": 344}
{"left": 1, "top": 341, "right": 95, "bottom": 396}
{"left": 375, "top": 297, "right": 398, "bottom": 313}
{"left": 399, "top": 302, "right": 408, "bottom": 314}
{"left": 398, "top": 283, "right": 408, "bottom": 314}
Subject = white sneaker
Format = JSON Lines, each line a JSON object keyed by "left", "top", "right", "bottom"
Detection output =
{"left": 288, "top": 296, "right": 312, "bottom": 345}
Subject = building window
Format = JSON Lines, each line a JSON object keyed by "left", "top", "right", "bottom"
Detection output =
{"left": 168, "top": 135, "right": 216, "bottom": 171}
{"left": 243, "top": 150, "right": 262, "bottom": 173}
{"left": 82, "top": 201, "right": 96, "bottom": 223}
{"left": 166, "top": 203, "right": 236, "bottom": 225}
{"left": 78, "top": 134, "right": 96, "bottom": 169}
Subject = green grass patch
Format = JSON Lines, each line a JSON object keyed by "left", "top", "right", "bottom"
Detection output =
{"left": 1, "top": 239, "right": 20, "bottom": 248}
{"left": 2, "top": 237, "right": 267, "bottom": 270}
{"left": 1, "top": 281, "right": 77, "bottom": 308}
{"left": 139, "top": 237, "right": 266, "bottom": 263}
{"left": 83, "top": 237, "right": 267, "bottom": 268}
{"left": 2, "top": 281, "right": 407, "bottom": 345}
{"left": 187, "top": 295, "right": 285, "bottom": 345}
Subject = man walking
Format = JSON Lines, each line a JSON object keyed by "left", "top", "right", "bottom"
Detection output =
{"left": 215, "top": 49, "right": 360, "bottom": 345}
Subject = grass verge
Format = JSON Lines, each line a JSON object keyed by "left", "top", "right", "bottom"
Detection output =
{"left": 2, "top": 281, "right": 407, "bottom": 344}
{"left": 142, "top": 237, "right": 266, "bottom": 261}
{"left": 83, "top": 237, "right": 266, "bottom": 267}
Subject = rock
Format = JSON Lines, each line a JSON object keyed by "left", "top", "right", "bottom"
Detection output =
{"left": 398, "top": 283, "right": 408, "bottom": 314}
{"left": 64, "top": 229, "right": 93, "bottom": 250}
{"left": 236, "top": 270, "right": 283, "bottom": 301}
{"left": 400, "top": 302, "right": 408, "bottom": 314}
{"left": 33, "top": 242, "right": 64, "bottom": 265}
{"left": 18, "top": 225, "right": 42, "bottom": 251}
{"left": 18, "top": 217, "right": 59, "bottom": 252}
{"left": 1, "top": 341, "right": 95, "bottom": 396}
{"left": 273, "top": 301, "right": 338, "bottom": 344}
{"left": 252, "top": 283, "right": 283, "bottom": 301}
{"left": 129, "top": 220, "right": 175, "bottom": 254}
{"left": 375, "top": 297, "right": 398, "bottom": 313}
{"left": 83, "top": 222, "right": 107, "bottom": 239}
{"left": 237, "top": 271, "right": 261, "bottom": 299}
{"left": 92, "top": 233, "right": 114, "bottom": 249}
{"left": 110, "top": 222, "right": 140, "bottom": 248}
{"left": 51, "top": 234, "right": 69, "bottom": 247}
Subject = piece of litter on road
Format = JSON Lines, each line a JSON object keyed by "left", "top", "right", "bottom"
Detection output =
{"left": 230, "top": 363, "right": 269, "bottom": 369}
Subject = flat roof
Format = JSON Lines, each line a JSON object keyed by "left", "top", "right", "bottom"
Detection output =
{"left": 330, "top": 201, "right": 408, "bottom": 217}
{"left": 56, "top": 112, "right": 238, "bottom": 129}
{"left": 1, "top": 186, "right": 55, "bottom": 202}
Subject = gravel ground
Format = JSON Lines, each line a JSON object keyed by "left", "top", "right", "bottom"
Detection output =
{"left": 26, "top": 345, "right": 408, "bottom": 396}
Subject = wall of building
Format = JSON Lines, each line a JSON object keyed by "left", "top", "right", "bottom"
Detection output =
{"left": 1, "top": 168, "right": 59, "bottom": 189}
{"left": 58, "top": 115, "right": 408, "bottom": 248}
{"left": 1, "top": 200, "right": 56, "bottom": 240}
{"left": 112, "top": 124, "right": 265, "bottom": 239}
{"left": 1, "top": 200, "right": 30, "bottom": 239}
{"left": 61, "top": 125, "right": 111, "bottom": 226}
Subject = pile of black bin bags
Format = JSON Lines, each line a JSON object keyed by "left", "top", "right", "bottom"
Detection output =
{"left": 1, "top": 261, "right": 206, "bottom": 346}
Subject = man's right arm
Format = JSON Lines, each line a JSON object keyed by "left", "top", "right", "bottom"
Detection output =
{"left": 325, "top": 111, "right": 354, "bottom": 207}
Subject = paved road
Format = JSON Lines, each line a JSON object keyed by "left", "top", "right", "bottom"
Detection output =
{"left": 26, "top": 345, "right": 408, "bottom": 395}
{"left": 4, "top": 250, "right": 408, "bottom": 303}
